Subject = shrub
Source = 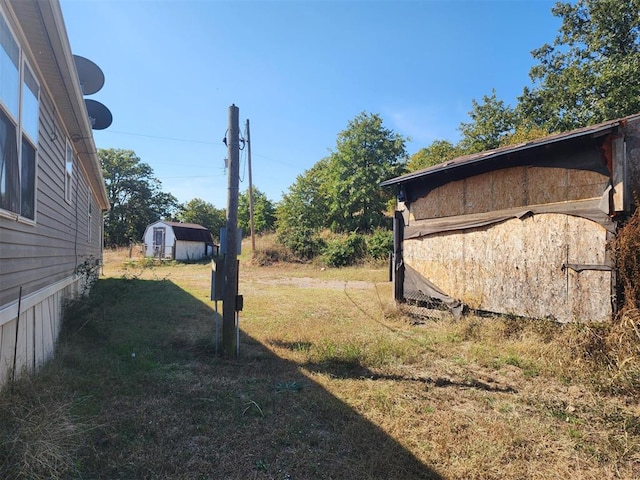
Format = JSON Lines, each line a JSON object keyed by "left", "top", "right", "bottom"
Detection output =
{"left": 366, "top": 228, "right": 393, "bottom": 260}
{"left": 323, "top": 232, "right": 366, "bottom": 267}
{"left": 276, "top": 226, "right": 325, "bottom": 260}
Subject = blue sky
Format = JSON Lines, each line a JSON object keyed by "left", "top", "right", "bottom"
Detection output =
{"left": 60, "top": 0, "right": 561, "bottom": 209}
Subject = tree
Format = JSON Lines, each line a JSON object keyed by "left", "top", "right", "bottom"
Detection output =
{"left": 275, "top": 160, "right": 330, "bottom": 258}
{"left": 100, "top": 148, "right": 178, "bottom": 246}
{"left": 407, "top": 140, "right": 461, "bottom": 172}
{"left": 499, "top": 123, "right": 551, "bottom": 147}
{"left": 325, "top": 112, "right": 407, "bottom": 233}
{"left": 238, "top": 187, "right": 276, "bottom": 235}
{"left": 518, "top": 0, "right": 640, "bottom": 131}
{"left": 177, "top": 198, "right": 226, "bottom": 241}
{"left": 458, "top": 89, "right": 517, "bottom": 153}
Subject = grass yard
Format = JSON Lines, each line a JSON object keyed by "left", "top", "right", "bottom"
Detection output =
{"left": 1, "top": 242, "right": 639, "bottom": 479}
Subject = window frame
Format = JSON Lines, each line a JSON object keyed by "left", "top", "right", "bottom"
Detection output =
{"left": 0, "top": 10, "right": 39, "bottom": 223}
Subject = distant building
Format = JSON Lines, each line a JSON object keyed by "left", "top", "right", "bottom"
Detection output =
{"left": 143, "top": 221, "right": 217, "bottom": 261}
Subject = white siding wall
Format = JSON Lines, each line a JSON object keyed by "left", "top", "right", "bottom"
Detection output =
{"left": 175, "top": 240, "right": 207, "bottom": 261}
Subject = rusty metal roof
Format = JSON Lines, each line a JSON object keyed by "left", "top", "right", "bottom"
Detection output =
{"left": 381, "top": 113, "right": 640, "bottom": 187}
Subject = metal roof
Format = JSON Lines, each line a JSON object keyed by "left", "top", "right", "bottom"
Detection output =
{"left": 381, "top": 113, "right": 640, "bottom": 187}
{"left": 164, "top": 222, "right": 214, "bottom": 244}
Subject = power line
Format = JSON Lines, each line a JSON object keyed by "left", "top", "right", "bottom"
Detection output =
{"left": 158, "top": 175, "right": 226, "bottom": 179}
{"left": 101, "top": 129, "right": 223, "bottom": 146}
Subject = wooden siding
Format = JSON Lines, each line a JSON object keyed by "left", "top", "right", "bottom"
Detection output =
{"left": 410, "top": 164, "right": 609, "bottom": 222}
{"left": 0, "top": 91, "right": 103, "bottom": 308}
{"left": 403, "top": 214, "right": 612, "bottom": 323}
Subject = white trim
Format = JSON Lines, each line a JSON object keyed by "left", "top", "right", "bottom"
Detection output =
{"left": 0, "top": 275, "right": 78, "bottom": 326}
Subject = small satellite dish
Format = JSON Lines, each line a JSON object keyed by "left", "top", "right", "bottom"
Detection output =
{"left": 73, "top": 55, "right": 105, "bottom": 95}
{"left": 84, "top": 99, "right": 112, "bottom": 130}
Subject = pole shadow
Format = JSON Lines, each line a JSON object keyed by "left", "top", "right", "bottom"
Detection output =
{"left": 55, "top": 277, "right": 444, "bottom": 479}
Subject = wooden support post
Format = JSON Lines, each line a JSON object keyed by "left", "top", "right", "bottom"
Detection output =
{"left": 393, "top": 211, "right": 404, "bottom": 302}
{"left": 223, "top": 105, "right": 240, "bottom": 357}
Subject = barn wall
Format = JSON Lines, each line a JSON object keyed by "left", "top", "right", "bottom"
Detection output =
{"left": 143, "top": 222, "right": 176, "bottom": 258}
{"left": 410, "top": 163, "right": 609, "bottom": 222}
{"left": 403, "top": 213, "right": 612, "bottom": 323}
{"left": 175, "top": 240, "right": 207, "bottom": 261}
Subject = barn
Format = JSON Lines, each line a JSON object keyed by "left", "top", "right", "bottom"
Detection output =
{"left": 381, "top": 114, "right": 640, "bottom": 323}
{"left": 143, "top": 221, "right": 217, "bottom": 261}
{"left": 0, "top": 1, "right": 110, "bottom": 388}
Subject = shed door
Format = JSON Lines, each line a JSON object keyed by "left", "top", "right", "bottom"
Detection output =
{"left": 153, "top": 227, "right": 166, "bottom": 258}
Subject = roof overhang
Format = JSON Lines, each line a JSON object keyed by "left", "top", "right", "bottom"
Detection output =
{"left": 6, "top": 0, "right": 110, "bottom": 211}
{"left": 380, "top": 116, "right": 637, "bottom": 191}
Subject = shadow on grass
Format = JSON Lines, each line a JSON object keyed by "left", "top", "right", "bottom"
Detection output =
{"left": 27, "top": 277, "right": 443, "bottom": 479}
{"left": 301, "top": 358, "right": 518, "bottom": 394}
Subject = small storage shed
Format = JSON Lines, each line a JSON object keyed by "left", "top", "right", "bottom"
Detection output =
{"left": 143, "top": 221, "right": 217, "bottom": 261}
{"left": 381, "top": 113, "right": 640, "bottom": 323}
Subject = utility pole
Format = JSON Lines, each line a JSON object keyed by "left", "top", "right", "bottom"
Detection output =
{"left": 246, "top": 119, "right": 256, "bottom": 255}
{"left": 223, "top": 104, "right": 240, "bottom": 357}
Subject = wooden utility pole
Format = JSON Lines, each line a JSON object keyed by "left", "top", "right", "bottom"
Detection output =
{"left": 246, "top": 119, "right": 256, "bottom": 255}
{"left": 223, "top": 104, "right": 240, "bottom": 356}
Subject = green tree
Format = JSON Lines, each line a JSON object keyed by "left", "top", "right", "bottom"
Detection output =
{"left": 519, "top": 0, "right": 640, "bottom": 131}
{"left": 458, "top": 89, "right": 517, "bottom": 153}
{"left": 407, "top": 140, "right": 461, "bottom": 172}
{"left": 177, "top": 198, "right": 226, "bottom": 241}
{"left": 499, "top": 123, "right": 551, "bottom": 147}
{"left": 275, "top": 160, "right": 330, "bottom": 258}
{"left": 325, "top": 112, "right": 407, "bottom": 233}
{"left": 238, "top": 187, "right": 276, "bottom": 235}
{"left": 101, "top": 148, "right": 178, "bottom": 246}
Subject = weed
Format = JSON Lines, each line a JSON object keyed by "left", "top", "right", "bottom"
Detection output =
{"left": 0, "top": 379, "right": 89, "bottom": 480}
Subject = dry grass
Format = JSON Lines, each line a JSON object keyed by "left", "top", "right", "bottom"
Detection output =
{"left": 1, "top": 239, "right": 639, "bottom": 479}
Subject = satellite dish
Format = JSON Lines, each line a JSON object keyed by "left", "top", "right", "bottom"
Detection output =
{"left": 73, "top": 55, "right": 105, "bottom": 95}
{"left": 84, "top": 99, "right": 112, "bottom": 130}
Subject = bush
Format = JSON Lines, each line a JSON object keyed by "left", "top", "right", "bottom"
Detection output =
{"left": 276, "top": 226, "right": 325, "bottom": 260}
{"left": 366, "top": 228, "right": 393, "bottom": 260}
{"left": 323, "top": 232, "right": 367, "bottom": 267}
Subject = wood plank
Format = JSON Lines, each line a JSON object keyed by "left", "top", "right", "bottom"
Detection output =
{"left": 527, "top": 166, "right": 568, "bottom": 205}
{"left": 14, "top": 309, "right": 29, "bottom": 375}
{"left": 34, "top": 302, "right": 44, "bottom": 369}
{"left": 611, "top": 136, "right": 628, "bottom": 212}
{"left": 464, "top": 174, "right": 492, "bottom": 214}
{"left": 0, "top": 319, "right": 16, "bottom": 386}
{"left": 492, "top": 167, "right": 527, "bottom": 209}
{"left": 438, "top": 178, "right": 465, "bottom": 216}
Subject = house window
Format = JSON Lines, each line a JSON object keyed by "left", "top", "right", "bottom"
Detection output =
{"left": 0, "top": 12, "right": 38, "bottom": 221}
{"left": 65, "top": 140, "right": 73, "bottom": 203}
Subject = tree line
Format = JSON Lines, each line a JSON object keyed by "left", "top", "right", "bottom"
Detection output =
{"left": 101, "top": 0, "right": 639, "bottom": 264}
